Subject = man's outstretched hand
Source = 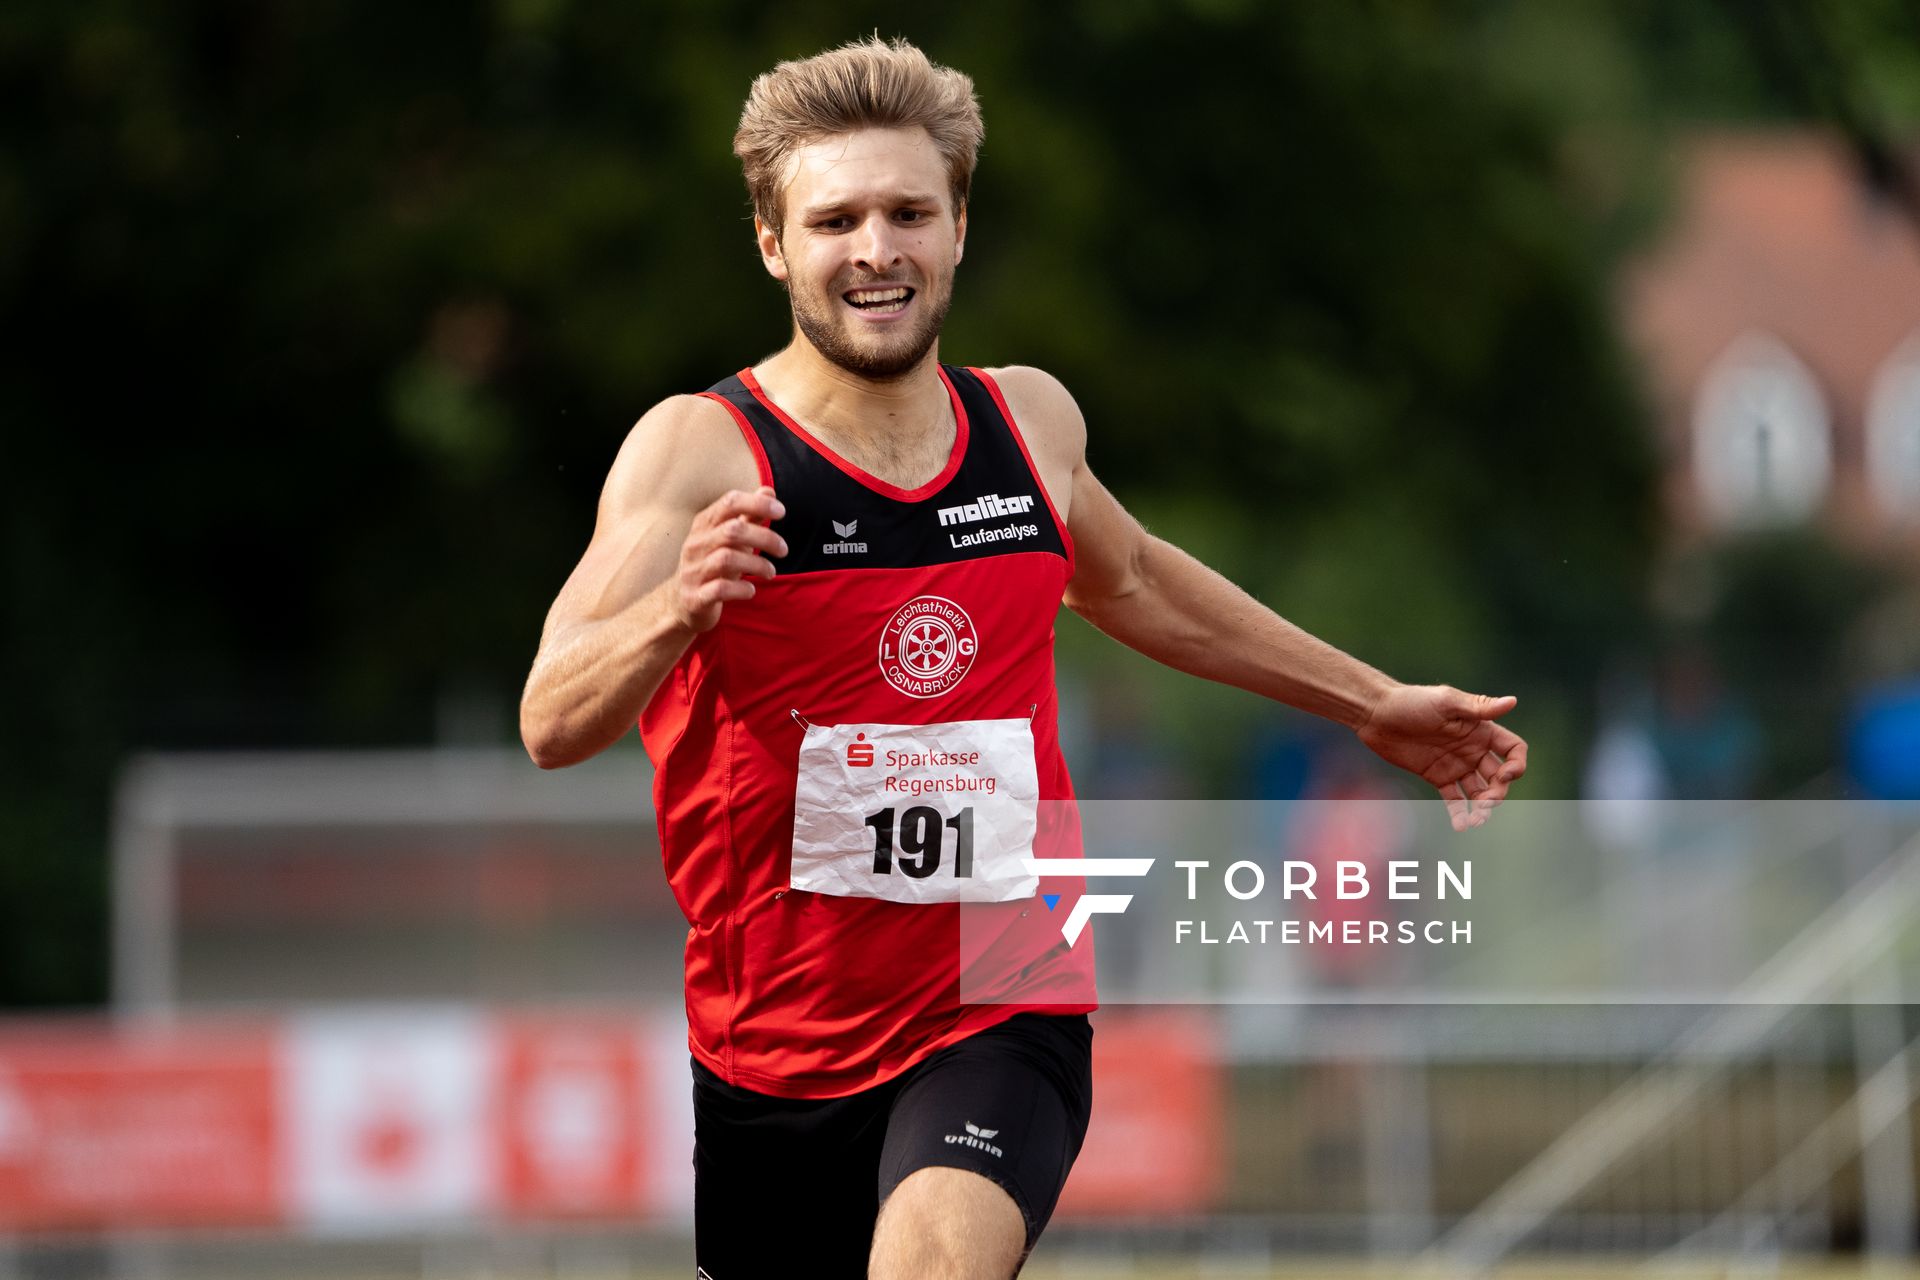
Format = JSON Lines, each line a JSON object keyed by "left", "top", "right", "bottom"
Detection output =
{"left": 1355, "top": 685, "right": 1528, "bottom": 831}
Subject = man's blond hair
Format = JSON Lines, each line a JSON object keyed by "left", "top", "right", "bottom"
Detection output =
{"left": 733, "top": 36, "right": 984, "bottom": 236}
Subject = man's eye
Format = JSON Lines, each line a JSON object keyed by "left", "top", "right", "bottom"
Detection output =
{"left": 896, "top": 210, "right": 926, "bottom": 223}
{"left": 821, "top": 217, "right": 851, "bottom": 230}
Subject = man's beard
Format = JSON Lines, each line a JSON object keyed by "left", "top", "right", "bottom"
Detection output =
{"left": 786, "top": 276, "right": 952, "bottom": 382}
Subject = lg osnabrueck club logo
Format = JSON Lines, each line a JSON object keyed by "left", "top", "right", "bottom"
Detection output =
{"left": 879, "top": 595, "right": 978, "bottom": 698}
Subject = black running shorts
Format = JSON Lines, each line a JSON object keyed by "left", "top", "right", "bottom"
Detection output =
{"left": 691, "top": 1012, "right": 1093, "bottom": 1278}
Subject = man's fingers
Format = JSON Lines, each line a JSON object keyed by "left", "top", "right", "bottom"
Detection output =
{"left": 1472, "top": 754, "right": 1508, "bottom": 801}
{"left": 693, "top": 577, "right": 756, "bottom": 609}
{"left": 674, "top": 489, "right": 783, "bottom": 629}
{"left": 703, "top": 548, "right": 776, "bottom": 580}
{"left": 1492, "top": 734, "right": 1529, "bottom": 781}
{"left": 710, "top": 579, "right": 757, "bottom": 607}
{"left": 1466, "top": 768, "right": 1510, "bottom": 809}
{"left": 1450, "top": 689, "right": 1518, "bottom": 721}
{"left": 716, "top": 515, "right": 789, "bottom": 558}
{"left": 1471, "top": 770, "right": 1511, "bottom": 810}
{"left": 704, "top": 487, "right": 786, "bottom": 527}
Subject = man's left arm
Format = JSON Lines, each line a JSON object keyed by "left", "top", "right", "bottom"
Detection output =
{"left": 995, "top": 367, "right": 1527, "bottom": 830}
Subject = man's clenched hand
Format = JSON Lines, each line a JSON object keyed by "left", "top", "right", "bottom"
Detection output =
{"left": 674, "top": 486, "right": 787, "bottom": 632}
{"left": 1355, "top": 685, "right": 1529, "bottom": 831}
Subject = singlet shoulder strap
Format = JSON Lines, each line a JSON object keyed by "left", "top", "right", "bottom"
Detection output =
{"left": 951, "top": 366, "right": 1076, "bottom": 574}
{"left": 697, "top": 373, "right": 774, "bottom": 489}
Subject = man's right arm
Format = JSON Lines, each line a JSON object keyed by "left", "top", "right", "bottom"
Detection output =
{"left": 519, "top": 395, "right": 783, "bottom": 769}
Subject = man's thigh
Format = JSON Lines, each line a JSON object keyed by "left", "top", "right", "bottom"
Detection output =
{"left": 874, "top": 1013, "right": 1094, "bottom": 1264}
{"left": 691, "top": 1058, "right": 891, "bottom": 1279}
{"left": 870, "top": 1166, "right": 1023, "bottom": 1280}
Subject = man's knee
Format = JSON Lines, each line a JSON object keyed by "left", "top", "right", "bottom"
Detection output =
{"left": 869, "top": 1166, "right": 1027, "bottom": 1280}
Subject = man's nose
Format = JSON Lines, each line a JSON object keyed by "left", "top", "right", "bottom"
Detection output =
{"left": 850, "top": 215, "right": 902, "bottom": 274}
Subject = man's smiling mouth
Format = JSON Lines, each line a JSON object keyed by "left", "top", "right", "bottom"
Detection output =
{"left": 844, "top": 286, "right": 915, "bottom": 314}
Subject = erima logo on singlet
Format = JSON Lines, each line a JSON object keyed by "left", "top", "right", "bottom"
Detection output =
{"left": 937, "top": 493, "right": 1035, "bottom": 527}
{"left": 823, "top": 518, "right": 867, "bottom": 555}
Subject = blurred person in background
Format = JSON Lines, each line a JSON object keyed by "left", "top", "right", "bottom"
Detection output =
{"left": 1650, "top": 644, "right": 1760, "bottom": 801}
{"left": 519, "top": 34, "right": 1529, "bottom": 1280}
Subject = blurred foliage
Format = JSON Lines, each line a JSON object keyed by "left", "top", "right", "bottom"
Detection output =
{"left": 2, "top": 0, "right": 1916, "bottom": 1005}
{"left": 1665, "top": 533, "right": 1901, "bottom": 792}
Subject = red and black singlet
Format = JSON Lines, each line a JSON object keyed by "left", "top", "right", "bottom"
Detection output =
{"left": 639, "top": 363, "right": 1097, "bottom": 1099}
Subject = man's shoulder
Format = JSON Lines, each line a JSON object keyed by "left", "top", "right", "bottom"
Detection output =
{"left": 977, "top": 364, "right": 1072, "bottom": 407}
{"left": 637, "top": 391, "right": 738, "bottom": 435}
{"left": 975, "top": 365, "right": 1086, "bottom": 454}
{"left": 619, "top": 392, "right": 748, "bottom": 473}
{"left": 601, "top": 393, "right": 759, "bottom": 516}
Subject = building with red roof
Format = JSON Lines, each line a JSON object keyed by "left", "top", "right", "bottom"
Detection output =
{"left": 1621, "top": 132, "right": 1920, "bottom": 553}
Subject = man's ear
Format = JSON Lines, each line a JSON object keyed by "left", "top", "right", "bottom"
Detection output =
{"left": 954, "top": 203, "right": 967, "bottom": 265}
{"left": 754, "top": 215, "right": 789, "bottom": 281}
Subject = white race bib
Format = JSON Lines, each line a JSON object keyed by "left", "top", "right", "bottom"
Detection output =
{"left": 790, "top": 718, "right": 1040, "bottom": 904}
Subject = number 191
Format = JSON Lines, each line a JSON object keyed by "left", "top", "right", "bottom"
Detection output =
{"left": 864, "top": 806, "right": 974, "bottom": 879}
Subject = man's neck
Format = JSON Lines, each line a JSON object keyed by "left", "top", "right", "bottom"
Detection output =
{"left": 752, "top": 335, "right": 952, "bottom": 468}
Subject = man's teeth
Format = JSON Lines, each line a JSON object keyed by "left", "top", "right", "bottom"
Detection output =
{"left": 846, "top": 287, "right": 911, "bottom": 307}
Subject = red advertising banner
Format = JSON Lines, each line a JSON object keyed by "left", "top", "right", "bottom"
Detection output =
{"left": 280, "top": 1009, "right": 496, "bottom": 1232}
{"left": 0, "top": 1023, "right": 279, "bottom": 1231}
{"left": 494, "top": 1014, "right": 649, "bottom": 1219}
{"left": 1055, "top": 1009, "right": 1226, "bottom": 1217}
{"left": 0, "top": 1008, "right": 1222, "bottom": 1233}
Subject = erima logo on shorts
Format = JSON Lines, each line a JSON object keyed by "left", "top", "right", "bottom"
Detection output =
{"left": 944, "top": 1120, "right": 1003, "bottom": 1158}
{"left": 823, "top": 517, "right": 867, "bottom": 555}
{"left": 937, "top": 493, "right": 1034, "bottom": 527}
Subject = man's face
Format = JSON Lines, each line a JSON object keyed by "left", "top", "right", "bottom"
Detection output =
{"left": 756, "top": 127, "right": 967, "bottom": 381}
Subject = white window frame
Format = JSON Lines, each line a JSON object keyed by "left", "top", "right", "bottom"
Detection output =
{"left": 1867, "top": 333, "right": 1920, "bottom": 521}
{"left": 1692, "top": 333, "right": 1833, "bottom": 529}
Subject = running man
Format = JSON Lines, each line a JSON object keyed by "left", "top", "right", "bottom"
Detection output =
{"left": 520, "top": 35, "right": 1526, "bottom": 1280}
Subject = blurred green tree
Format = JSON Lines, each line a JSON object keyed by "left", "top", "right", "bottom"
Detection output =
{"left": 6, "top": 0, "right": 1912, "bottom": 1004}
